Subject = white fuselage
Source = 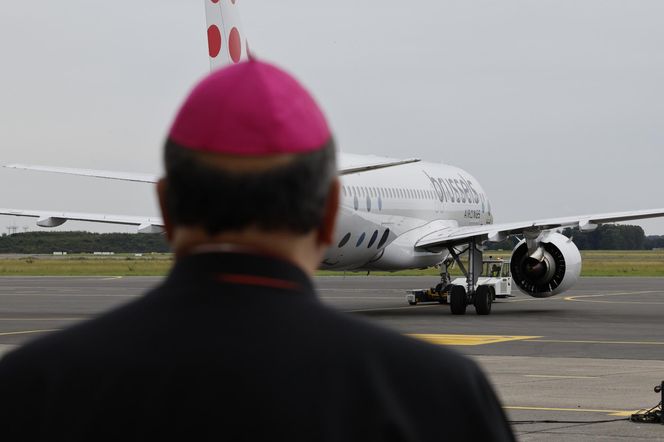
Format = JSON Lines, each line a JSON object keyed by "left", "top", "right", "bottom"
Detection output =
{"left": 322, "top": 154, "right": 493, "bottom": 271}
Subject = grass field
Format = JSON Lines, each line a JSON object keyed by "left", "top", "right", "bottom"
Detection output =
{"left": 0, "top": 250, "right": 663, "bottom": 277}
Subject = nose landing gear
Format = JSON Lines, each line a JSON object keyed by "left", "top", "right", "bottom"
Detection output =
{"left": 405, "top": 238, "right": 507, "bottom": 315}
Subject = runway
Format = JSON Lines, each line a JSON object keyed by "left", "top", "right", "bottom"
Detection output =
{"left": 1, "top": 275, "right": 663, "bottom": 440}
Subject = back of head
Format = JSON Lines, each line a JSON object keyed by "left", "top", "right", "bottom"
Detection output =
{"left": 162, "top": 61, "right": 337, "bottom": 239}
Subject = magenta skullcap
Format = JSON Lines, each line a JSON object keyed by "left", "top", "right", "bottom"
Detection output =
{"left": 168, "top": 60, "right": 331, "bottom": 155}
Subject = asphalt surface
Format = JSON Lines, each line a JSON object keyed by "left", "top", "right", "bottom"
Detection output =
{"left": 1, "top": 275, "right": 663, "bottom": 440}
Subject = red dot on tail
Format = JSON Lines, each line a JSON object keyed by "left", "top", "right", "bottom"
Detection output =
{"left": 211, "top": 0, "right": 220, "bottom": 3}
{"left": 229, "top": 27, "right": 242, "bottom": 63}
{"left": 208, "top": 25, "right": 222, "bottom": 58}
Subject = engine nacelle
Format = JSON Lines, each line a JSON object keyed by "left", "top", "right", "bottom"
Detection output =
{"left": 510, "top": 232, "right": 582, "bottom": 298}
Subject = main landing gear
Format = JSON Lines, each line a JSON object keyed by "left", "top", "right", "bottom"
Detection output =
{"left": 406, "top": 238, "right": 495, "bottom": 315}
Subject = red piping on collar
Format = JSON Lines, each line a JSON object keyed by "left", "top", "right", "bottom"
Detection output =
{"left": 216, "top": 273, "right": 300, "bottom": 291}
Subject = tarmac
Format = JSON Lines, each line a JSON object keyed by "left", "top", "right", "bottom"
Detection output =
{"left": 1, "top": 275, "right": 663, "bottom": 440}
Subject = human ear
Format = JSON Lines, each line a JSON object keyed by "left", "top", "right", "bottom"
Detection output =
{"left": 318, "top": 178, "right": 340, "bottom": 246}
{"left": 156, "top": 178, "right": 175, "bottom": 242}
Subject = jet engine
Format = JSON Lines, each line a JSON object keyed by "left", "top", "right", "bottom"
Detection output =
{"left": 510, "top": 232, "right": 582, "bottom": 298}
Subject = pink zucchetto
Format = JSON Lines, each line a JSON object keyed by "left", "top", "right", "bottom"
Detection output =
{"left": 168, "top": 60, "right": 331, "bottom": 155}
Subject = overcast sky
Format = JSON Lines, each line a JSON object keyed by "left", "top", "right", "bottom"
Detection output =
{"left": 1, "top": 0, "right": 663, "bottom": 235}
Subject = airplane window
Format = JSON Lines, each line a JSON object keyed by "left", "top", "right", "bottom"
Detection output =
{"left": 366, "top": 195, "right": 371, "bottom": 212}
{"left": 353, "top": 195, "right": 358, "bottom": 211}
{"left": 338, "top": 233, "right": 351, "bottom": 248}
{"left": 356, "top": 232, "right": 366, "bottom": 247}
{"left": 377, "top": 229, "right": 391, "bottom": 248}
{"left": 342, "top": 186, "right": 347, "bottom": 197}
{"left": 367, "top": 230, "right": 379, "bottom": 248}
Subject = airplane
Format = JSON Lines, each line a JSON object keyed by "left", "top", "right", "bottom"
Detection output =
{"left": 2, "top": 1, "right": 664, "bottom": 316}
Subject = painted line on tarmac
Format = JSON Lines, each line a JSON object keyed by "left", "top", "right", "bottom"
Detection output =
{"left": 504, "top": 405, "right": 634, "bottom": 417}
{"left": 523, "top": 374, "right": 599, "bottom": 379}
{"left": 0, "top": 276, "right": 126, "bottom": 280}
{"left": 526, "top": 338, "right": 664, "bottom": 346}
{"left": 321, "top": 296, "right": 404, "bottom": 300}
{"left": 318, "top": 289, "right": 405, "bottom": 293}
{"left": 345, "top": 305, "right": 439, "bottom": 313}
{"left": 564, "top": 290, "right": 664, "bottom": 304}
{"left": 0, "top": 329, "right": 59, "bottom": 337}
{"left": 410, "top": 334, "right": 664, "bottom": 347}
{"left": 0, "top": 293, "right": 138, "bottom": 298}
{"left": 0, "top": 318, "right": 86, "bottom": 321}
{"left": 411, "top": 334, "right": 541, "bottom": 346}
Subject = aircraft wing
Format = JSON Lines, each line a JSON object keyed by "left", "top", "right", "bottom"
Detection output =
{"left": 2, "top": 158, "right": 421, "bottom": 183}
{"left": 0, "top": 208, "right": 164, "bottom": 234}
{"left": 1, "top": 164, "right": 158, "bottom": 183}
{"left": 416, "top": 208, "right": 664, "bottom": 250}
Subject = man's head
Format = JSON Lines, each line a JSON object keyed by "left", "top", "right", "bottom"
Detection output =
{"left": 158, "top": 61, "right": 339, "bottom": 273}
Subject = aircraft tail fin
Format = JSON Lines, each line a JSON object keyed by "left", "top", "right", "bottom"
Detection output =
{"left": 205, "top": 0, "right": 249, "bottom": 69}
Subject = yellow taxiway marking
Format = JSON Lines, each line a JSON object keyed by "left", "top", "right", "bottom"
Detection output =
{"left": 0, "top": 329, "right": 59, "bottom": 337}
{"left": 564, "top": 290, "right": 664, "bottom": 304}
{"left": 504, "top": 406, "right": 634, "bottom": 417}
{"left": 410, "top": 334, "right": 541, "bottom": 346}
{"left": 527, "top": 338, "right": 664, "bottom": 346}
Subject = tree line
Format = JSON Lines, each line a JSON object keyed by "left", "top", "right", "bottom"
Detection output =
{"left": 484, "top": 224, "right": 664, "bottom": 251}
{"left": 0, "top": 225, "right": 663, "bottom": 254}
{"left": 0, "top": 232, "right": 170, "bottom": 254}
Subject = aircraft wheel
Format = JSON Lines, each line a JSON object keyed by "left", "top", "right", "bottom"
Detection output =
{"left": 474, "top": 285, "right": 492, "bottom": 315}
{"left": 450, "top": 285, "right": 467, "bottom": 315}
